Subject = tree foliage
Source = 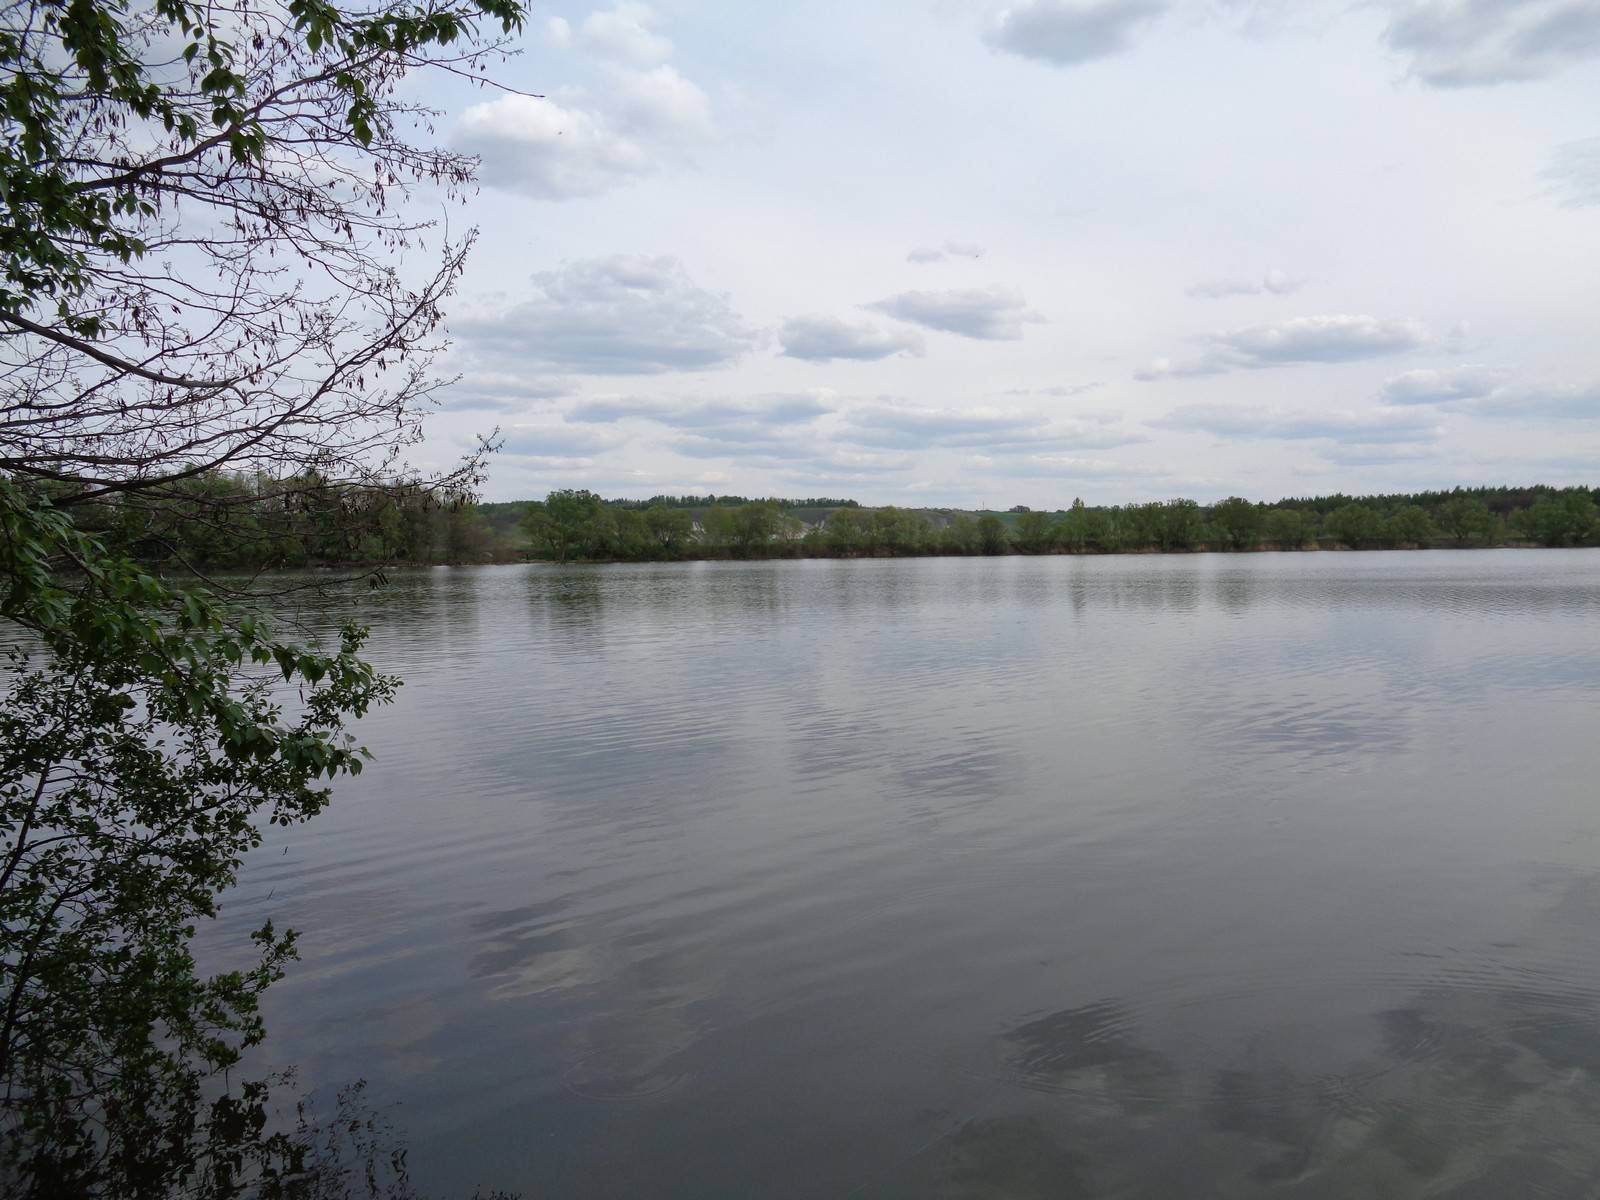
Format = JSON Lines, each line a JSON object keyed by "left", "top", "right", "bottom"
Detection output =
{"left": 644, "top": 505, "right": 693, "bottom": 556}
{"left": 1516, "top": 492, "right": 1598, "bottom": 547}
{"left": 1435, "top": 496, "right": 1495, "bottom": 545}
{"left": 1262, "top": 507, "right": 1313, "bottom": 550}
{"left": 1, "top": 0, "right": 527, "bottom": 1186}
{"left": 1, "top": 0, "right": 523, "bottom": 515}
{"left": 0, "top": 479, "right": 402, "bottom": 1192}
{"left": 1209, "top": 497, "right": 1263, "bottom": 551}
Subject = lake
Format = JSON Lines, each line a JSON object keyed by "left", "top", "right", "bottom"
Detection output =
{"left": 210, "top": 550, "right": 1600, "bottom": 1197}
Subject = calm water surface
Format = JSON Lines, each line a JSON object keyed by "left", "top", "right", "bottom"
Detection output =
{"left": 209, "top": 551, "right": 1600, "bottom": 1197}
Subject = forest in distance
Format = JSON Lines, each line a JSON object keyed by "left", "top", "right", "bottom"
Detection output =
{"left": 58, "top": 473, "right": 1600, "bottom": 569}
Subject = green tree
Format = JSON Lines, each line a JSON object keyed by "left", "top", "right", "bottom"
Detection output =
{"left": 0, "top": 0, "right": 527, "bottom": 1185}
{"left": 1516, "top": 491, "right": 1598, "bottom": 547}
{"left": 440, "top": 502, "right": 492, "bottom": 563}
{"left": 1435, "top": 495, "right": 1495, "bottom": 546}
{"left": 1015, "top": 510, "right": 1055, "bottom": 553}
{"left": 1123, "top": 503, "right": 1159, "bottom": 550}
{"left": 1209, "top": 497, "right": 1263, "bottom": 551}
{"left": 1134, "top": 499, "right": 1201, "bottom": 552}
{"left": 706, "top": 502, "right": 782, "bottom": 556}
{"left": 700, "top": 505, "right": 735, "bottom": 549}
{"left": 1262, "top": 507, "right": 1314, "bottom": 550}
{"left": 519, "top": 501, "right": 556, "bottom": 560}
{"left": 941, "top": 515, "right": 980, "bottom": 554}
{"left": 0, "top": 484, "right": 399, "bottom": 1193}
{"left": 1083, "top": 507, "right": 1122, "bottom": 553}
{"left": 1055, "top": 499, "right": 1091, "bottom": 553}
{"left": 644, "top": 505, "right": 693, "bottom": 556}
{"left": 1325, "top": 503, "right": 1386, "bottom": 550}
{"left": 734, "top": 502, "right": 784, "bottom": 554}
{"left": 593, "top": 507, "right": 650, "bottom": 561}
{"left": 1384, "top": 505, "right": 1435, "bottom": 548}
{"left": 826, "top": 507, "right": 870, "bottom": 554}
{"left": 522, "top": 489, "right": 607, "bottom": 561}
{"left": 977, "top": 514, "right": 1009, "bottom": 555}
{"left": 868, "top": 507, "right": 930, "bottom": 555}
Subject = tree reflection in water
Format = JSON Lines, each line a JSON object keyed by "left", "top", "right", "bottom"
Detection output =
{"left": 1, "top": 1070, "right": 518, "bottom": 1200}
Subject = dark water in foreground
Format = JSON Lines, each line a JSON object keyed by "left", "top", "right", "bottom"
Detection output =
{"left": 212, "top": 551, "right": 1600, "bottom": 1197}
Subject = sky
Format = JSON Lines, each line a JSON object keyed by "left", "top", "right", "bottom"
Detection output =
{"left": 415, "top": 0, "right": 1600, "bottom": 507}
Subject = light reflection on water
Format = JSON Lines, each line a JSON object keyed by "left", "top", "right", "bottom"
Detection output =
{"left": 199, "top": 551, "right": 1600, "bottom": 1197}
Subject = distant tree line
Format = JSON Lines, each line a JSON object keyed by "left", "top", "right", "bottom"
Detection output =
{"left": 515, "top": 485, "right": 1600, "bottom": 563}
{"left": 602, "top": 494, "right": 861, "bottom": 511}
{"left": 56, "top": 480, "right": 1600, "bottom": 569}
{"left": 48, "top": 470, "right": 497, "bottom": 571}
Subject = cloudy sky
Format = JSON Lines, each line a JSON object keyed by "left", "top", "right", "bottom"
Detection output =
{"left": 420, "top": 0, "right": 1600, "bottom": 506}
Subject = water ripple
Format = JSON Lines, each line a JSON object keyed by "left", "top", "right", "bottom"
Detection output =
{"left": 186, "top": 551, "right": 1600, "bottom": 1199}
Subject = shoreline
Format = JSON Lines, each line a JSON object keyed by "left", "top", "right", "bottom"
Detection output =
{"left": 402, "top": 540, "right": 1575, "bottom": 569}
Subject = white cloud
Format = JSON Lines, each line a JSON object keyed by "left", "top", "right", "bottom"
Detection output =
{"left": 1139, "top": 314, "right": 1431, "bottom": 378}
{"left": 868, "top": 287, "right": 1043, "bottom": 340}
{"left": 567, "top": 393, "right": 832, "bottom": 427}
{"left": 1157, "top": 404, "right": 1441, "bottom": 444}
{"left": 1380, "top": 364, "right": 1511, "bottom": 405}
{"left": 1381, "top": 367, "right": 1600, "bottom": 419}
{"left": 1003, "top": 382, "right": 1105, "bottom": 397}
{"left": 1216, "top": 315, "right": 1428, "bottom": 363}
{"left": 612, "top": 65, "right": 713, "bottom": 139}
{"left": 454, "top": 256, "right": 759, "bottom": 375}
{"left": 779, "top": 315, "right": 925, "bottom": 362}
{"left": 1317, "top": 442, "right": 1440, "bottom": 467}
{"left": 1382, "top": 0, "right": 1600, "bottom": 87}
{"left": 456, "top": 96, "right": 648, "bottom": 200}
{"left": 442, "top": 372, "right": 574, "bottom": 412}
{"left": 549, "top": 391, "right": 842, "bottom": 472}
{"left": 453, "top": 8, "right": 710, "bottom": 200}
{"left": 579, "top": 4, "right": 673, "bottom": 66}
{"left": 1543, "top": 137, "right": 1600, "bottom": 207}
{"left": 837, "top": 404, "right": 1142, "bottom": 452}
{"left": 1467, "top": 381, "right": 1600, "bottom": 420}
{"left": 985, "top": 0, "right": 1169, "bottom": 67}
{"left": 1133, "top": 357, "right": 1225, "bottom": 381}
{"left": 1186, "top": 269, "right": 1305, "bottom": 299}
{"left": 436, "top": 0, "right": 1598, "bottom": 506}
{"left": 987, "top": 453, "right": 1176, "bottom": 481}
{"left": 499, "top": 421, "right": 631, "bottom": 459}
{"left": 669, "top": 430, "right": 816, "bottom": 459}
{"left": 906, "top": 239, "right": 987, "bottom": 264}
